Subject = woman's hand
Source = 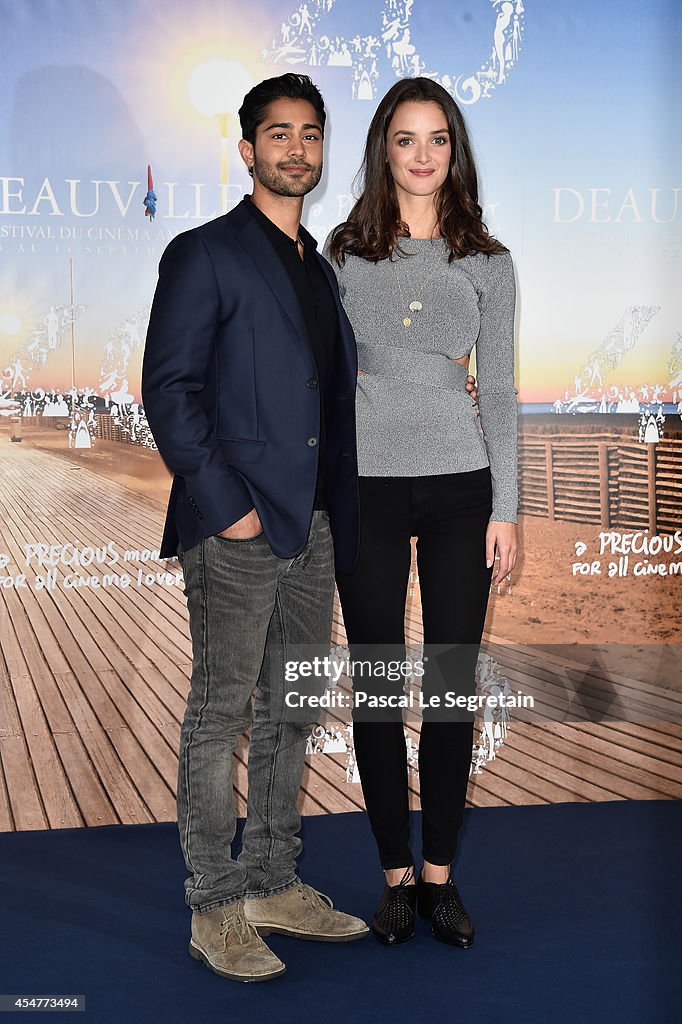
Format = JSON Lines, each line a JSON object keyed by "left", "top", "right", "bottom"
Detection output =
{"left": 450, "top": 355, "right": 478, "bottom": 403}
{"left": 486, "top": 521, "right": 517, "bottom": 587}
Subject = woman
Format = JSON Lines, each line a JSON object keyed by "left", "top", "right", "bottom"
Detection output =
{"left": 323, "top": 77, "right": 519, "bottom": 947}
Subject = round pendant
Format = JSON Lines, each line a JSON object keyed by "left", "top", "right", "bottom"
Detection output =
{"left": 409, "top": 300, "right": 422, "bottom": 312}
{"left": 403, "top": 317, "right": 412, "bottom": 327}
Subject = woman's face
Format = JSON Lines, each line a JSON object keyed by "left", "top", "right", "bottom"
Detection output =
{"left": 385, "top": 100, "right": 452, "bottom": 204}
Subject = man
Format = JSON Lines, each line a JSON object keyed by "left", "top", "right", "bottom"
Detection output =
{"left": 142, "top": 73, "right": 367, "bottom": 984}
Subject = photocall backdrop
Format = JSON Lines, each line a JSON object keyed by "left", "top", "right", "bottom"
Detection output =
{"left": 0, "top": 0, "right": 680, "bottom": 832}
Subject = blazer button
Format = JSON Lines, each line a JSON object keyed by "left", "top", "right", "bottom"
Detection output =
{"left": 307, "top": 437, "right": 318, "bottom": 447}
{"left": 306, "top": 378, "right": 318, "bottom": 388}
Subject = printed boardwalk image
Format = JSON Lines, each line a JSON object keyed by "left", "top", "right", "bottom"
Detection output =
{"left": 0, "top": 422, "right": 680, "bottom": 832}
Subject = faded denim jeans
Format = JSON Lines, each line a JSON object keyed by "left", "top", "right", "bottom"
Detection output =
{"left": 176, "top": 510, "right": 334, "bottom": 914}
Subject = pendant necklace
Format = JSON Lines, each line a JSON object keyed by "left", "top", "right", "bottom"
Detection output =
{"left": 392, "top": 247, "right": 441, "bottom": 327}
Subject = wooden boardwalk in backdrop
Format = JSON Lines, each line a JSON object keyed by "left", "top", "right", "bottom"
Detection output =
{"left": 0, "top": 435, "right": 680, "bottom": 832}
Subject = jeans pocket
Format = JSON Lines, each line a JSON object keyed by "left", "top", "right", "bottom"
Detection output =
{"left": 212, "top": 529, "right": 264, "bottom": 544}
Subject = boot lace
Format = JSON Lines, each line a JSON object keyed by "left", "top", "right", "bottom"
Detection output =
{"left": 295, "top": 883, "right": 334, "bottom": 911}
{"left": 219, "top": 902, "right": 260, "bottom": 945}
{"left": 432, "top": 879, "right": 469, "bottom": 930}
{"left": 379, "top": 867, "right": 415, "bottom": 930}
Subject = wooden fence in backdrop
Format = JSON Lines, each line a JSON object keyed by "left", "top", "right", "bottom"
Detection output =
{"left": 519, "top": 435, "right": 682, "bottom": 532}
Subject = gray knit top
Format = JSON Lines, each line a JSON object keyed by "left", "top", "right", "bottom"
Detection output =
{"left": 322, "top": 233, "right": 519, "bottom": 523}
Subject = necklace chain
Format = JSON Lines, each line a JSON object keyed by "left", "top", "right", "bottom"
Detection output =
{"left": 393, "top": 246, "right": 441, "bottom": 327}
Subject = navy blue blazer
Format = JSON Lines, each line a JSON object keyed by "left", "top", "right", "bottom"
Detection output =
{"left": 141, "top": 199, "right": 360, "bottom": 573}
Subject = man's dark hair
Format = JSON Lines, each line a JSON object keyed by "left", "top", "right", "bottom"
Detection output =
{"left": 238, "top": 73, "right": 326, "bottom": 144}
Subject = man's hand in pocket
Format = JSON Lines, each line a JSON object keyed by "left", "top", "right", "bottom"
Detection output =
{"left": 216, "top": 508, "right": 263, "bottom": 539}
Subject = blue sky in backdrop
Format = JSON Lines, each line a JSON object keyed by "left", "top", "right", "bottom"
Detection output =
{"left": 0, "top": 0, "right": 679, "bottom": 399}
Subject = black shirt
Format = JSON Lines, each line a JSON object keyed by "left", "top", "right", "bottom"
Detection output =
{"left": 243, "top": 194, "right": 337, "bottom": 510}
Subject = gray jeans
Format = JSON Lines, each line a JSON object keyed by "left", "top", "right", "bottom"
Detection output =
{"left": 176, "top": 510, "right": 334, "bottom": 914}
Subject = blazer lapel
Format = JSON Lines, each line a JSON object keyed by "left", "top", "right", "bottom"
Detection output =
{"left": 229, "top": 200, "right": 358, "bottom": 393}
{"left": 234, "top": 212, "right": 312, "bottom": 365}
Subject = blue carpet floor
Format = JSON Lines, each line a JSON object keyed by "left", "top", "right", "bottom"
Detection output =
{"left": 0, "top": 800, "right": 679, "bottom": 1024}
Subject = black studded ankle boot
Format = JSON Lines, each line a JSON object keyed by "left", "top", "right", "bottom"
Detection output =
{"left": 371, "top": 867, "right": 417, "bottom": 945}
{"left": 416, "top": 871, "right": 475, "bottom": 947}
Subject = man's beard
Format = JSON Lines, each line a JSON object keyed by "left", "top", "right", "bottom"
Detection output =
{"left": 253, "top": 155, "right": 322, "bottom": 197}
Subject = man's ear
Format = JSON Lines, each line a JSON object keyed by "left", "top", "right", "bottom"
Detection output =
{"left": 237, "top": 138, "right": 254, "bottom": 176}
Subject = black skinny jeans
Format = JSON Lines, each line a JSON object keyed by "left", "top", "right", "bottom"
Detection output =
{"left": 335, "top": 469, "right": 494, "bottom": 870}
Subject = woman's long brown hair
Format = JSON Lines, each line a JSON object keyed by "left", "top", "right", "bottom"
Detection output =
{"left": 328, "top": 77, "right": 508, "bottom": 265}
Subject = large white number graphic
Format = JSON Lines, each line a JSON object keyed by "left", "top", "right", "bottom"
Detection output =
{"left": 263, "top": 0, "right": 525, "bottom": 102}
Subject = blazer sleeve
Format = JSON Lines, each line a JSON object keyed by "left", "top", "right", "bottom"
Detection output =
{"left": 141, "top": 230, "right": 254, "bottom": 536}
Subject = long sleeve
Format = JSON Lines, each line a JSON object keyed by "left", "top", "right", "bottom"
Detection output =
{"left": 474, "top": 250, "right": 519, "bottom": 523}
{"left": 141, "top": 231, "right": 253, "bottom": 536}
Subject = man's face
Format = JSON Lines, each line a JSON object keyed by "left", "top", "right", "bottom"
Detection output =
{"left": 246, "top": 97, "right": 324, "bottom": 197}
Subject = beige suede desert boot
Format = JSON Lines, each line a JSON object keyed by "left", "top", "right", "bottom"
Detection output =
{"left": 189, "top": 900, "right": 286, "bottom": 982}
{"left": 244, "top": 882, "right": 369, "bottom": 942}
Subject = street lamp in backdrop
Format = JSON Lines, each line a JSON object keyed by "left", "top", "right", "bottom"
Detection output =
{"left": 188, "top": 60, "right": 253, "bottom": 215}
